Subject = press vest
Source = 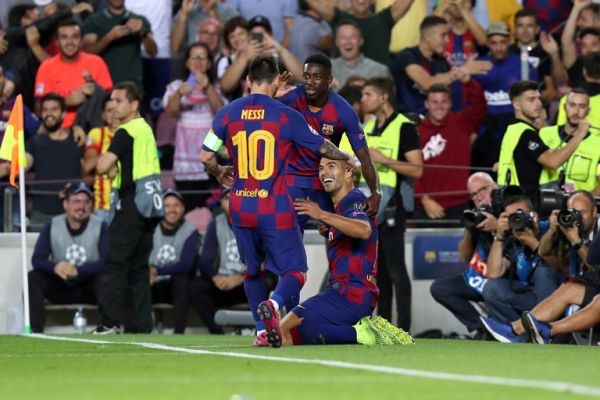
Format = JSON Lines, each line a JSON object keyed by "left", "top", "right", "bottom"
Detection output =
{"left": 215, "top": 213, "right": 244, "bottom": 276}
{"left": 497, "top": 121, "right": 551, "bottom": 186}
{"left": 111, "top": 117, "right": 164, "bottom": 219}
{"left": 50, "top": 214, "right": 103, "bottom": 267}
{"left": 539, "top": 125, "right": 600, "bottom": 191}
{"left": 362, "top": 113, "right": 412, "bottom": 188}
{"left": 148, "top": 221, "right": 197, "bottom": 270}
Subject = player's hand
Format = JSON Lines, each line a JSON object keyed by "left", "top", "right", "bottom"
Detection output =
{"left": 422, "top": 196, "right": 445, "bottom": 219}
{"left": 294, "top": 198, "right": 324, "bottom": 220}
{"left": 25, "top": 26, "right": 40, "bottom": 47}
{"left": 539, "top": 32, "right": 559, "bottom": 56}
{"left": 217, "top": 165, "right": 234, "bottom": 188}
{"left": 274, "top": 71, "right": 295, "bottom": 98}
{"left": 317, "top": 222, "right": 329, "bottom": 238}
{"left": 364, "top": 192, "right": 382, "bottom": 220}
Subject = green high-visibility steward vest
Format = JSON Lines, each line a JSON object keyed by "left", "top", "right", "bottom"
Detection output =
{"left": 111, "top": 117, "right": 164, "bottom": 219}
{"left": 497, "top": 121, "right": 533, "bottom": 186}
{"left": 539, "top": 125, "right": 600, "bottom": 191}
{"left": 362, "top": 113, "right": 412, "bottom": 188}
{"left": 556, "top": 93, "right": 600, "bottom": 127}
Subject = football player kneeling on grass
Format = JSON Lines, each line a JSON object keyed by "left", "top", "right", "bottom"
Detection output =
{"left": 277, "top": 157, "right": 414, "bottom": 346}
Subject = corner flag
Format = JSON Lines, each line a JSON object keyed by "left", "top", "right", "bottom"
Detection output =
{"left": 0, "top": 95, "right": 26, "bottom": 186}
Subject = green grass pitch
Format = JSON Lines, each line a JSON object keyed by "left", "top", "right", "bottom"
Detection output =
{"left": 0, "top": 334, "right": 598, "bottom": 400}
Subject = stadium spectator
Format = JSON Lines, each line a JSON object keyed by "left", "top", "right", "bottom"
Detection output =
{"left": 556, "top": 52, "right": 600, "bottom": 130}
{"left": 497, "top": 81, "right": 589, "bottom": 200}
{"left": 163, "top": 41, "right": 225, "bottom": 211}
{"left": 471, "top": 22, "right": 537, "bottom": 173}
{"left": 195, "top": 18, "right": 223, "bottom": 61}
{"left": 509, "top": 9, "right": 559, "bottom": 102}
{"left": 305, "top": 0, "right": 414, "bottom": 65}
{"left": 1, "top": 2, "right": 94, "bottom": 108}
{"left": 330, "top": 20, "right": 391, "bottom": 89}
{"left": 228, "top": 0, "right": 298, "bottom": 46}
{"left": 390, "top": 15, "right": 491, "bottom": 115}
{"left": 470, "top": 0, "right": 522, "bottom": 33}
{"left": 83, "top": 94, "right": 119, "bottom": 221}
{"left": 481, "top": 194, "right": 561, "bottom": 324}
{"left": 189, "top": 188, "right": 274, "bottom": 335}
{"left": 218, "top": 16, "right": 302, "bottom": 101}
{"left": 95, "top": 82, "right": 163, "bottom": 334}
{"left": 22, "top": 94, "right": 85, "bottom": 232}
{"left": 375, "top": 0, "right": 427, "bottom": 53}
{"left": 540, "top": 88, "right": 600, "bottom": 193}
{"left": 277, "top": 54, "right": 381, "bottom": 232}
{"left": 430, "top": 172, "right": 498, "bottom": 337}
{"left": 434, "top": 0, "right": 486, "bottom": 68}
{"left": 125, "top": 0, "right": 173, "bottom": 120}
{"left": 539, "top": 190, "right": 599, "bottom": 276}
{"left": 170, "top": 0, "right": 237, "bottom": 55}
{"left": 414, "top": 76, "right": 487, "bottom": 221}
{"left": 82, "top": 0, "right": 157, "bottom": 90}
{"left": 148, "top": 189, "right": 200, "bottom": 334}
{"left": 288, "top": 0, "right": 333, "bottom": 63}
{"left": 34, "top": 19, "right": 113, "bottom": 129}
{"left": 200, "top": 55, "right": 349, "bottom": 347}
{"left": 357, "top": 77, "right": 422, "bottom": 331}
{"left": 28, "top": 182, "right": 108, "bottom": 333}
{"left": 277, "top": 157, "right": 413, "bottom": 346}
{"left": 561, "top": 1, "right": 600, "bottom": 88}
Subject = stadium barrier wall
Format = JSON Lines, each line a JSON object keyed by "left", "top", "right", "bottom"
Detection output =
{"left": 0, "top": 229, "right": 470, "bottom": 335}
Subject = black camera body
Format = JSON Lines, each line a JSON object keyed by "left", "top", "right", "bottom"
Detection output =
{"left": 557, "top": 208, "right": 584, "bottom": 228}
{"left": 508, "top": 210, "right": 536, "bottom": 232}
{"left": 463, "top": 188, "right": 504, "bottom": 230}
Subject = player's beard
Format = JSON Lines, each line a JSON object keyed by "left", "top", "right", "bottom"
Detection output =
{"left": 43, "top": 116, "right": 63, "bottom": 132}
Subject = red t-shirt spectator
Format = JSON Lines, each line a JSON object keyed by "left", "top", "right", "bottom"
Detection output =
{"left": 415, "top": 79, "right": 487, "bottom": 209}
{"left": 35, "top": 51, "right": 113, "bottom": 127}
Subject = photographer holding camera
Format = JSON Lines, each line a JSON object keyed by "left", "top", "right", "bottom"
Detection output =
{"left": 430, "top": 172, "right": 498, "bottom": 336}
{"left": 539, "top": 191, "right": 599, "bottom": 277}
{"left": 481, "top": 194, "right": 563, "bottom": 324}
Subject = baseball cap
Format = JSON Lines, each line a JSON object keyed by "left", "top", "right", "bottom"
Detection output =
{"left": 163, "top": 188, "right": 184, "bottom": 202}
{"left": 248, "top": 15, "right": 272, "bottom": 34}
{"left": 63, "top": 181, "right": 93, "bottom": 199}
{"left": 486, "top": 21, "right": 510, "bottom": 37}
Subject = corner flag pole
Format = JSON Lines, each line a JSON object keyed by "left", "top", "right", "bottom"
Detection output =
{"left": 19, "top": 164, "right": 31, "bottom": 334}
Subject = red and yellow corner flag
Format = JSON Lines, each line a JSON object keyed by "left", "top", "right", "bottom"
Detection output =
{"left": 0, "top": 95, "right": 27, "bottom": 186}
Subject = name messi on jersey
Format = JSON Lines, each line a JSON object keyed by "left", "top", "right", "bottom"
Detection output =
{"left": 241, "top": 108, "right": 265, "bottom": 120}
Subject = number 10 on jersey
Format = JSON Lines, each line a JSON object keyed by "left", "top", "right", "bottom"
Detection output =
{"left": 232, "top": 130, "right": 275, "bottom": 180}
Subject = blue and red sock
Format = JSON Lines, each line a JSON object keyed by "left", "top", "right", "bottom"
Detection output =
{"left": 271, "top": 271, "right": 305, "bottom": 312}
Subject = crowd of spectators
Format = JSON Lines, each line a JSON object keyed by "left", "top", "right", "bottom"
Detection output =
{"left": 0, "top": 0, "right": 599, "bottom": 340}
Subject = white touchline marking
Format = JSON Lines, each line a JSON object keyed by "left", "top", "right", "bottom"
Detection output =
{"left": 28, "top": 334, "right": 600, "bottom": 397}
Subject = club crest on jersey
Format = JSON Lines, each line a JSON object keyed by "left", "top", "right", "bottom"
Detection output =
{"left": 321, "top": 124, "right": 334, "bottom": 136}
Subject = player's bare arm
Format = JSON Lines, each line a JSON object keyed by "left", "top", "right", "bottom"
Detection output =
{"left": 318, "top": 140, "right": 350, "bottom": 161}
{"left": 294, "top": 198, "right": 371, "bottom": 240}
{"left": 200, "top": 149, "right": 234, "bottom": 188}
{"left": 355, "top": 147, "right": 381, "bottom": 219}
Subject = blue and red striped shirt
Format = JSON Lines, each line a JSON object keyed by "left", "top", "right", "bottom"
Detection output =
{"left": 279, "top": 86, "right": 367, "bottom": 189}
{"left": 327, "top": 189, "right": 379, "bottom": 307}
{"left": 205, "top": 93, "right": 325, "bottom": 229}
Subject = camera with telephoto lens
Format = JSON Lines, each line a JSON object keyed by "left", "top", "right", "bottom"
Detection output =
{"left": 508, "top": 210, "right": 536, "bottom": 232}
{"left": 557, "top": 208, "right": 584, "bottom": 228}
{"left": 462, "top": 188, "right": 505, "bottom": 230}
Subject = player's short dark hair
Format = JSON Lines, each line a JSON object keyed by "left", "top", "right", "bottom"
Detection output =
{"left": 509, "top": 80, "right": 539, "bottom": 101}
{"left": 56, "top": 18, "right": 82, "bottom": 32}
{"left": 40, "top": 93, "right": 66, "bottom": 112}
{"left": 248, "top": 55, "right": 279, "bottom": 84}
{"left": 515, "top": 9, "right": 538, "bottom": 25}
{"left": 114, "top": 81, "right": 143, "bottom": 103}
{"left": 338, "top": 84, "right": 362, "bottom": 106}
{"left": 504, "top": 194, "right": 534, "bottom": 211}
{"left": 583, "top": 52, "right": 600, "bottom": 80}
{"left": 578, "top": 27, "right": 600, "bottom": 41}
{"left": 222, "top": 16, "right": 249, "bottom": 49}
{"left": 364, "top": 77, "right": 395, "bottom": 102}
{"left": 304, "top": 53, "right": 332, "bottom": 74}
{"left": 420, "top": 16, "right": 448, "bottom": 35}
{"left": 426, "top": 83, "right": 451, "bottom": 98}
